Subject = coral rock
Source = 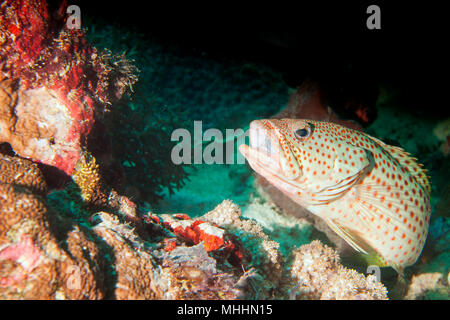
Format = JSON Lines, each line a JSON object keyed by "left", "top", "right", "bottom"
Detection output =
{"left": 149, "top": 210, "right": 241, "bottom": 260}
{"left": 202, "top": 200, "right": 283, "bottom": 290}
{"left": 290, "top": 240, "right": 388, "bottom": 300}
{"left": 0, "top": 154, "right": 47, "bottom": 194}
{"left": 0, "top": 156, "right": 105, "bottom": 299}
{"left": 405, "top": 273, "right": 449, "bottom": 300}
{"left": 156, "top": 243, "right": 242, "bottom": 300}
{"left": 0, "top": 0, "right": 137, "bottom": 178}
{"left": 91, "top": 212, "right": 161, "bottom": 299}
{"left": 0, "top": 84, "right": 89, "bottom": 175}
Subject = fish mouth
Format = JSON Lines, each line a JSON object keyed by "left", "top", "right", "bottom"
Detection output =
{"left": 239, "top": 120, "right": 307, "bottom": 199}
{"left": 239, "top": 120, "right": 283, "bottom": 174}
{"left": 249, "top": 121, "right": 279, "bottom": 155}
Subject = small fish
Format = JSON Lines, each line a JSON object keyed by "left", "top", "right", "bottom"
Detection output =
{"left": 239, "top": 119, "right": 431, "bottom": 274}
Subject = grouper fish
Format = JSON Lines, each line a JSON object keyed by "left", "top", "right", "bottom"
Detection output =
{"left": 239, "top": 119, "right": 431, "bottom": 274}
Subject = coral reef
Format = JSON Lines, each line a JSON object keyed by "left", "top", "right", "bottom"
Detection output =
{"left": 90, "top": 211, "right": 160, "bottom": 299}
{"left": 0, "top": 0, "right": 136, "bottom": 181}
{"left": 241, "top": 197, "right": 313, "bottom": 256}
{"left": 0, "top": 154, "right": 393, "bottom": 300}
{"left": 155, "top": 243, "right": 243, "bottom": 300}
{"left": 0, "top": 153, "right": 47, "bottom": 194}
{"left": 147, "top": 211, "right": 244, "bottom": 260}
{"left": 405, "top": 273, "right": 449, "bottom": 300}
{"left": 0, "top": 155, "right": 105, "bottom": 299}
{"left": 0, "top": 154, "right": 247, "bottom": 299}
{"left": 143, "top": 199, "right": 284, "bottom": 299}
{"left": 289, "top": 240, "right": 388, "bottom": 300}
{"left": 201, "top": 200, "right": 284, "bottom": 289}
{"left": 0, "top": 154, "right": 276, "bottom": 299}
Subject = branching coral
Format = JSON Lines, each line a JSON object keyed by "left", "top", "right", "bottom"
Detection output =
{"left": 290, "top": 240, "right": 388, "bottom": 300}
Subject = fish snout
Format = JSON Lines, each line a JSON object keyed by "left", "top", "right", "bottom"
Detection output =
{"left": 249, "top": 120, "right": 277, "bottom": 155}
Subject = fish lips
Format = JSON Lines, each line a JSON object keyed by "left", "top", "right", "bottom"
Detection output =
{"left": 239, "top": 121, "right": 283, "bottom": 173}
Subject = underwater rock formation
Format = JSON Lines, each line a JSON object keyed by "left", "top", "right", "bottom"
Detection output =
{"left": 155, "top": 243, "right": 244, "bottom": 300}
{"left": 0, "top": 154, "right": 392, "bottom": 300}
{"left": 0, "top": 0, "right": 137, "bottom": 181}
{"left": 145, "top": 200, "right": 283, "bottom": 299}
{"left": 0, "top": 153, "right": 234, "bottom": 299}
{"left": 201, "top": 200, "right": 284, "bottom": 289}
{"left": 290, "top": 240, "right": 388, "bottom": 300}
{"left": 90, "top": 211, "right": 160, "bottom": 299}
{"left": 404, "top": 272, "right": 449, "bottom": 300}
{"left": 0, "top": 154, "right": 105, "bottom": 299}
{"left": 0, "top": 154, "right": 250, "bottom": 299}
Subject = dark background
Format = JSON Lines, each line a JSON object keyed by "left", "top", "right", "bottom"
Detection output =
{"left": 58, "top": 1, "right": 447, "bottom": 117}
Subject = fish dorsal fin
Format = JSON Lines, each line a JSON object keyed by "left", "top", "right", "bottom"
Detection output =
{"left": 364, "top": 133, "right": 431, "bottom": 195}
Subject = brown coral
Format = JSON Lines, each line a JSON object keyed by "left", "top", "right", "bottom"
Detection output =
{"left": 0, "top": 155, "right": 105, "bottom": 299}
{"left": 290, "top": 240, "right": 388, "bottom": 300}
{"left": 1, "top": 155, "right": 247, "bottom": 299}
{"left": 0, "top": 154, "right": 160, "bottom": 299}
{"left": 0, "top": 154, "right": 47, "bottom": 194}
{"left": 91, "top": 212, "right": 161, "bottom": 299}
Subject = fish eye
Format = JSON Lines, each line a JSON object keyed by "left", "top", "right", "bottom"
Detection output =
{"left": 294, "top": 125, "right": 311, "bottom": 139}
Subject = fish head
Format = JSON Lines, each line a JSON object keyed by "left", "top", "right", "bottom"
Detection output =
{"left": 239, "top": 119, "right": 371, "bottom": 206}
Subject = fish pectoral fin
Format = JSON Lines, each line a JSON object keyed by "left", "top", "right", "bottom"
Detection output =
{"left": 325, "top": 218, "right": 369, "bottom": 255}
{"left": 327, "top": 218, "right": 389, "bottom": 266}
{"left": 356, "top": 184, "right": 420, "bottom": 239}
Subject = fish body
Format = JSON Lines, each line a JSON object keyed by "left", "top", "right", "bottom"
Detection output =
{"left": 239, "top": 119, "right": 431, "bottom": 272}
